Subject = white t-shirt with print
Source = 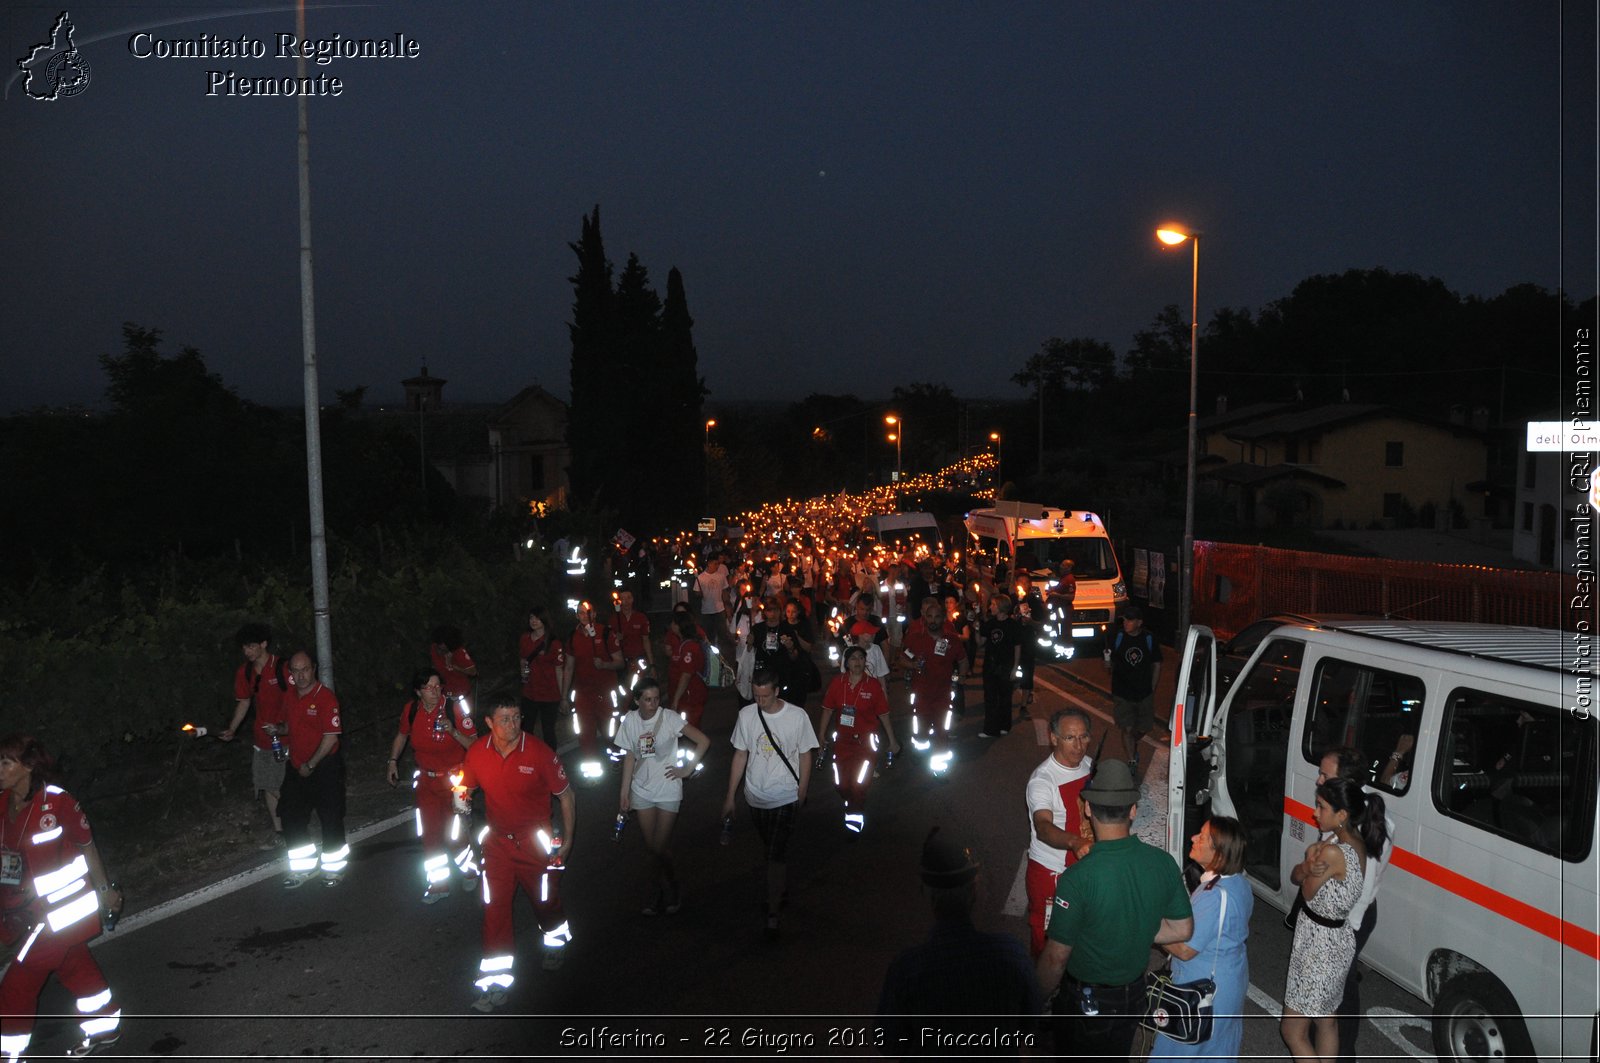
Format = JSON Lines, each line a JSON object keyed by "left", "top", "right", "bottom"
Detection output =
{"left": 617, "top": 708, "right": 688, "bottom": 805}
{"left": 731, "top": 701, "right": 819, "bottom": 809}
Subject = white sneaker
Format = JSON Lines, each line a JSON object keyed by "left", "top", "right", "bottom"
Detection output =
{"left": 471, "top": 987, "right": 508, "bottom": 1012}
{"left": 65, "top": 1029, "right": 122, "bottom": 1058}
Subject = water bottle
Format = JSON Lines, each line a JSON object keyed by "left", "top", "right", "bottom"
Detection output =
{"left": 101, "top": 881, "right": 120, "bottom": 931}
{"left": 1079, "top": 985, "right": 1099, "bottom": 1017}
{"left": 612, "top": 811, "right": 628, "bottom": 842}
{"left": 433, "top": 706, "right": 451, "bottom": 735}
{"left": 719, "top": 815, "right": 734, "bottom": 846}
{"left": 885, "top": 749, "right": 896, "bottom": 769}
{"left": 270, "top": 733, "right": 286, "bottom": 763}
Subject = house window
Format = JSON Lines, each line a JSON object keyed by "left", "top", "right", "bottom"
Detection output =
{"left": 1522, "top": 502, "right": 1533, "bottom": 532}
{"left": 1384, "top": 441, "right": 1404, "bottom": 467}
{"left": 1524, "top": 453, "right": 1537, "bottom": 489}
{"left": 1383, "top": 493, "right": 1404, "bottom": 519}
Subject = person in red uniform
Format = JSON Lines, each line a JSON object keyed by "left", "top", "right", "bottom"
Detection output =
{"left": 563, "top": 601, "right": 623, "bottom": 780}
{"left": 0, "top": 734, "right": 122, "bottom": 1060}
{"left": 456, "top": 699, "right": 575, "bottom": 1012}
{"left": 900, "top": 596, "right": 968, "bottom": 760}
{"left": 666, "top": 612, "right": 710, "bottom": 730}
{"left": 607, "top": 590, "right": 655, "bottom": 681}
{"left": 220, "top": 622, "right": 289, "bottom": 849}
{"left": 818, "top": 646, "right": 900, "bottom": 833}
{"left": 663, "top": 602, "right": 708, "bottom": 657}
{"left": 429, "top": 624, "right": 478, "bottom": 702}
{"left": 276, "top": 651, "right": 348, "bottom": 887}
{"left": 518, "top": 606, "right": 567, "bottom": 750}
{"left": 387, "top": 667, "right": 479, "bottom": 903}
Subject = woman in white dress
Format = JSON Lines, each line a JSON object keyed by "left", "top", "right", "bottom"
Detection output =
{"left": 1280, "top": 777, "right": 1388, "bottom": 1061}
{"left": 615, "top": 678, "right": 710, "bottom": 916}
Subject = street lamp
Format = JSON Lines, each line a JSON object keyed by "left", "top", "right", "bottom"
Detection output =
{"left": 884, "top": 414, "right": 902, "bottom": 481}
{"left": 1156, "top": 224, "right": 1201, "bottom": 642}
{"left": 703, "top": 419, "right": 717, "bottom": 503}
{"left": 988, "top": 430, "right": 1002, "bottom": 484}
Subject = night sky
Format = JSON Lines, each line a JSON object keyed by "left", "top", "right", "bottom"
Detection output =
{"left": 3, "top": 1, "right": 1593, "bottom": 414}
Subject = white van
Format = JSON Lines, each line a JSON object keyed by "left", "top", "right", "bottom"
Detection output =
{"left": 864, "top": 511, "right": 943, "bottom": 552}
{"left": 964, "top": 502, "right": 1128, "bottom": 653}
{"left": 1166, "top": 617, "right": 1597, "bottom": 1062}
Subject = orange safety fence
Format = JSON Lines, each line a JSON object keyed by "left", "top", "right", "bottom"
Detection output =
{"left": 1191, "top": 540, "right": 1576, "bottom": 641}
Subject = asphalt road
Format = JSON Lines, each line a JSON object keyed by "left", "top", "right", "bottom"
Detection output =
{"left": 51, "top": 653, "right": 1439, "bottom": 1060}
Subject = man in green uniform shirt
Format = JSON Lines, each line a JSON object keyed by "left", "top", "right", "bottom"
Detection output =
{"left": 1036, "top": 759, "right": 1193, "bottom": 1058}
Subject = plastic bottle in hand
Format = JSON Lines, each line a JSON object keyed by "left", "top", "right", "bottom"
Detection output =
{"left": 612, "top": 811, "right": 628, "bottom": 842}
{"left": 719, "top": 815, "right": 734, "bottom": 846}
{"left": 270, "top": 733, "right": 287, "bottom": 763}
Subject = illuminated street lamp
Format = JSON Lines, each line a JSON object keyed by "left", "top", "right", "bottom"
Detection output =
{"left": 884, "top": 414, "right": 902, "bottom": 481}
{"left": 988, "top": 430, "right": 1002, "bottom": 483}
{"left": 704, "top": 418, "right": 717, "bottom": 502}
{"left": 1155, "top": 223, "right": 1201, "bottom": 641}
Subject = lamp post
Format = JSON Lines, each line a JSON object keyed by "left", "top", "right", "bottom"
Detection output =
{"left": 884, "top": 414, "right": 902, "bottom": 481}
{"left": 989, "top": 430, "right": 1002, "bottom": 485}
{"left": 703, "top": 419, "right": 717, "bottom": 503}
{"left": 1156, "top": 224, "right": 1201, "bottom": 641}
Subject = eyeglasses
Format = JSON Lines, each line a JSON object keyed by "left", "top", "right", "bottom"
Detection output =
{"left": 421, "top": 681, "right": 442, "bottom": 690}
{"left": 1058, "top": 732, "right": 1091, "bottom": 742}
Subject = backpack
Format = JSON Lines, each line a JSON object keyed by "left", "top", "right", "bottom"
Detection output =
{"left": 246, "top": 655, "right": 290, "bottom": 712}
{"left": 1112, "top": 630, "right": 1156, "bottom": 656}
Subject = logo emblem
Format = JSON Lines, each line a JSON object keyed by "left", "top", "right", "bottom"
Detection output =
{"left": 17, "top": 12, "right": 92, "bottom": 101}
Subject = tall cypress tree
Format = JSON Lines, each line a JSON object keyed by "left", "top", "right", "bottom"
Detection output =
{"left": 661, "top": 267, "right": 707, "bottom": 526}
{"left": 566, "top": 206, "right": 615, "bottom": 505}
{"left": 614, "top": 253, "right": 664, "bottom": 521}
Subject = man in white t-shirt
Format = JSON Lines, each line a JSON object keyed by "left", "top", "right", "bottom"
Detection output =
{"left": 722, "top": 669, "right": 818, "bottom": 941}
{"left": 695, "top": 551, "right": 733, "bottom": 654}
{"left": 1022, "top": 708, "right": 1095, "bottom": 957}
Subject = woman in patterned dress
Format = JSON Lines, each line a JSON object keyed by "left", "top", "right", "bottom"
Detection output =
{"left": 1281, "top": 777, "right": 1388, "bottom": 1061}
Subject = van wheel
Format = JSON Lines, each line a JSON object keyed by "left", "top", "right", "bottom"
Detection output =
{"left": 1432, "top": 973, "right": 1536, "bottom": 1061}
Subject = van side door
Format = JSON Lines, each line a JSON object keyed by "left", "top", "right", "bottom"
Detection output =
{"left": 1206, "top": 635, "right": 1307, "bottom": 903}
{"left": 1165, "top": 626, "right": 1218, "bottom": 865}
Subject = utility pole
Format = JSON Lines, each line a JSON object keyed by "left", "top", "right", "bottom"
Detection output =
{"left": 295, "top": 1, "right": 334, "bottom": 687}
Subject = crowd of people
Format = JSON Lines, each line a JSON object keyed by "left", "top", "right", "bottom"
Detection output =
{"left": 0, "top": 464, "right": 1393, "bottom": 1057}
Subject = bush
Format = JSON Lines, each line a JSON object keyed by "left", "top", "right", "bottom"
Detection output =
{"left": 1, "top": 528, "right": 556, "bottom": 769}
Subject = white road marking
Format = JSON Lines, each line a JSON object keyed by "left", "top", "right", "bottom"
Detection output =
{"left": 1248, "top": 982, "right": 1284, "bottom": 1018}
{"left": 1366, "top": 1006, "right": 1434, "bottom": 1058}
{"left": 1003, "top": 851, "right": 1030, "bottom": 917}
{"left": 97, "top": 810, "right": 412, "bottom": 940}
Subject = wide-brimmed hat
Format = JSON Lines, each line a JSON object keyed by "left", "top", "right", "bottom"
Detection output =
{"left": 920, "top": 827, "right": 980, "bottom": 888}
{"left": 1082, "top": 759, "right": 1141, "bottom": 805}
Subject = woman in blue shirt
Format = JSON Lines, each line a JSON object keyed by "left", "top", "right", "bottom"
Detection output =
{"left": 1151, "top": 815, "right": 1254, "bottom": 1061}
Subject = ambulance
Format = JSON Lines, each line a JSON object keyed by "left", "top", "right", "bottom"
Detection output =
{"left": 963, "top": 502, "right": 1128, "bottom": 654}
{"left": 1165, "top": 616, "right": 1598, "bottom": 1062}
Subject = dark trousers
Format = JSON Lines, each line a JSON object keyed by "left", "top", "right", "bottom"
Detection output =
{"left": 280, "top": 752, "right": 347, "bottom": 854}
{"left": 521, "top": 696, "right": 560, "bottom": 750}
{"left": 1336, "top": 901, "right": 1377, "bottom": 1063}
{"left": 1056, "top": 974, "right": 1147, "bottom": 1059}
{"left": 982, "top": 673, "right": 1012, "bottom": 734}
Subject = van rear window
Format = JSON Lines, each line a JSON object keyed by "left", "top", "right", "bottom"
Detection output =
{"left": 1433, "top": 689, "right": 1596, "bottom": 862}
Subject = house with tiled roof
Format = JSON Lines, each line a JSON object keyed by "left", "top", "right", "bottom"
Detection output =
{"left": 1192, "top": 401, "right": 1487, "bottom": 529}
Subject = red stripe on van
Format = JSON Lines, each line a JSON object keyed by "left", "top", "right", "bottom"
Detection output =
{"left": 1281, "top": 796, "right": 1600, "bottom": 961}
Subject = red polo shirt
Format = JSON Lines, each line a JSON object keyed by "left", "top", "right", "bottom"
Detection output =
{"left": 233, "top": 655, "right": 288, "bottom": 751}
{"left": 608, "top": 609, "right": 652, "bottom": 661}
{"left": 282, "top": 681, "right": 341, "bottom": 767}
{"left": 461, "top": 733, "right": 569, "bottom": 836}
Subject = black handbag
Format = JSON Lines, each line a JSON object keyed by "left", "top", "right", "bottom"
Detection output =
{"left": 1141, "top": 885, "right": 1228, "bottom": 1045}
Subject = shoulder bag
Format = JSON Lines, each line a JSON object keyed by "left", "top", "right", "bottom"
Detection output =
{"left": 1140, "top": 886, "right": 1228, "bottom": 1045}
